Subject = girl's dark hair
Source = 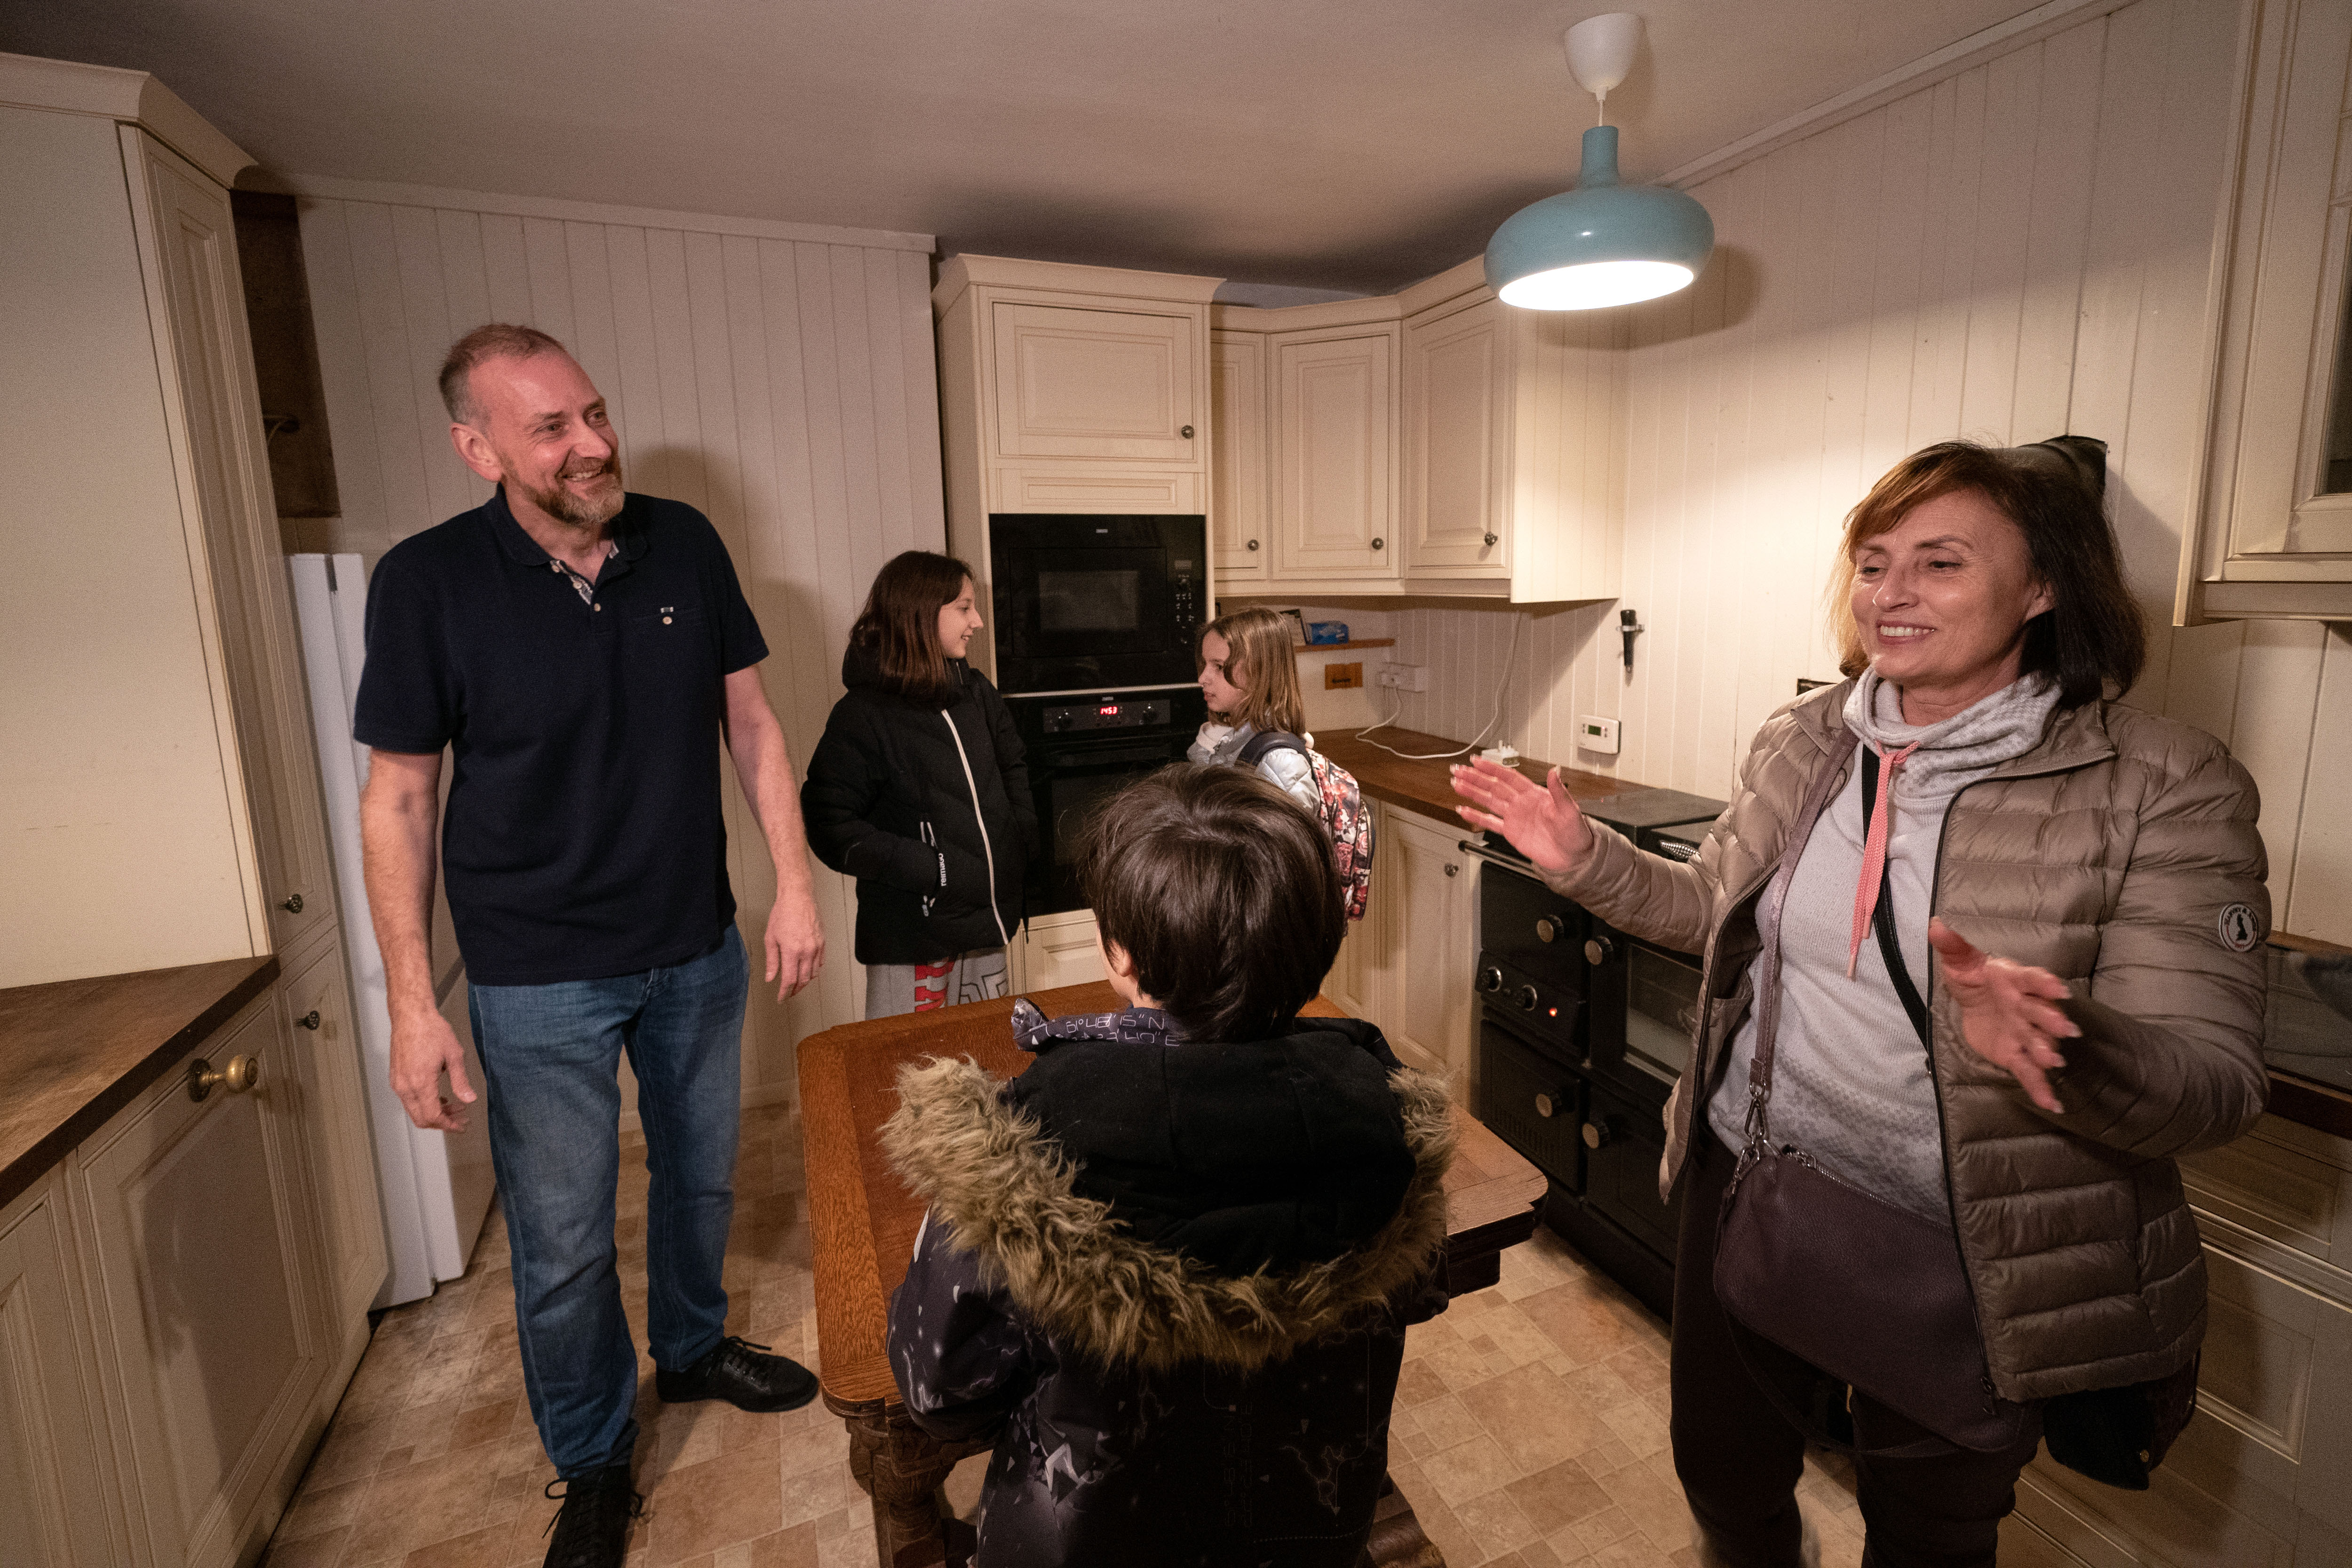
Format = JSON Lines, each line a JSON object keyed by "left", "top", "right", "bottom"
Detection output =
{"left": 1831, "top": 437, "right": 2144, "bottom": 707}
{"left": 1080, "top": 764, "right": 1344, "bottom": 1043}
{"left": 848, "top": 551, "right": 977, "bottom": 703}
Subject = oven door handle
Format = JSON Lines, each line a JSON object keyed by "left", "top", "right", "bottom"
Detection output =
{"left": 1456, "top": 840, "right": 1540, "bottom": 876}
{"left": 1043, "top": 740, "right": 1176, "bottom": 768}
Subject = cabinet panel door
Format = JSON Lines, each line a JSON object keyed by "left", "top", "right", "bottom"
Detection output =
{"left": 0, "top": 1182, "right": 119, "bottom": 1568}
{"left": 1210, "top": 332, "right": 1268, "bottom": 580}
{"left": 282, "top": 944, "right": 389, "bottom": 1335}
{"left": 1015, "top": 910, "right": 1109, "bottom": 992}
{"left": 76, "top": 1005, "right": 326, "bottom": 1568}
{"left": 991, "top": 303, "right": 1200, "bottom": 462}
{"left": 1323, "top": 809, "right": 1386, "bottom": 1023}
{"left": 993, "top": 464, "right": 1201, "bottom": 514}
{"left": 130, "top": 131, "right": 334, "bottom": 954}
{"left": 1404, "top": 302, "right": 1509, "bottom": 575}
{"left": 1384, "top": 810, "right": 1474, "bottom": 1090}
{"left": 1272, "top": 330, "right": 1398, "bottom": 579}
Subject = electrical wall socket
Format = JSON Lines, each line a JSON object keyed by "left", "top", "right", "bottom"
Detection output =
{"left": 1577, "top": 715, "right": 1621, "bottom": 755}
{"left": 1376, "top": 663, "right": 1428, "bottom": 692}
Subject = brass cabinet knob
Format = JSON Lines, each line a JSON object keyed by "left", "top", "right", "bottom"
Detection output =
{"left": 1444, "top": 862, "right": 1458, "bottom": 878}
{"left": 1181, "top": 424, "right": 1195, "bottom": 438}
{"left": 1371, "top": 537, "right": 1385, "bottom": 550}
{"left": 188, "top": 1054, "right": 262, "bottom": 1102}
{"left": 295, "top": 1010, "right": 322, "bottom": 1030}
{"left": 1247, "top": 539, "right": 1259, "bottom": 550}
{"left": 278, "top": 893, "right": 304, "bottom": 914}
{"left": 1484, "top": 533, "right": 1499, "bottom": 546}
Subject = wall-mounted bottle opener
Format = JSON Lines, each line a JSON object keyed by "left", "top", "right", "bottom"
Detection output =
{"left": 1619, "top": 608, "right": 1643, "bottom": 674}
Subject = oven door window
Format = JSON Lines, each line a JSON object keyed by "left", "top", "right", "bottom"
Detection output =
{"left": 1029, "top": 737, "right": 1176, "bottom": 912}
{"left": 1623, "top": 942, "right": 1699, "bottom": 1082}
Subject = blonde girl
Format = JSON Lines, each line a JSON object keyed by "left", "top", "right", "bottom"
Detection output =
{"left": 1188, "top": 607, "right": 1321, "bottom": 815}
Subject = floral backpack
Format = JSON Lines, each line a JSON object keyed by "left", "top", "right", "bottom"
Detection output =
{"left": 1237, "top": 731, "right": 1375, "bottom": 921}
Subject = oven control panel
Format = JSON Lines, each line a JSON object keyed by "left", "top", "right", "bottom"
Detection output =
{"left": 1042, "top": 698, "right": 1169, "bottom": 733}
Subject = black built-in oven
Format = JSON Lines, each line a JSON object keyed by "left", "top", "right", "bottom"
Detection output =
{"left": 988, "top": 514, "right": 1206, "bottom": 695}
{"left": 1466, "top": 786, "right": 1724, "bottom": 1319}
{"left": 1008, "top": 686, "right": 1208, "bottom": 915}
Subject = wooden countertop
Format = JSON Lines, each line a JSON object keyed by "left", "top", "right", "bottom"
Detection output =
{"left": 0, "top": 955, "right": 279, "bottom": 1210}
{"left": 1316, "top": 725, "right": 1631, "bottom": 828}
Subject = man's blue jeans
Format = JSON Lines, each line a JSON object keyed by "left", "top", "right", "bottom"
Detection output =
{"left": 469, "top": 928, "right": 747, "bottom": 1478}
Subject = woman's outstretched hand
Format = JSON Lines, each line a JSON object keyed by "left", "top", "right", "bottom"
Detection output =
{"left": 1451, "top": 756, "right": 1594, "bottom": 880}
{"left": 1928, "top": 917, "right": 2082, "bottom": 1115}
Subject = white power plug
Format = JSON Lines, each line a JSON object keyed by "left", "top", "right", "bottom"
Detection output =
{"left": 1480, "top": 744, "right": 1522, "bottom": 765}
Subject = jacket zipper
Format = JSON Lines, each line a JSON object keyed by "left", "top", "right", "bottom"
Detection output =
{"left": 941, "top": 709, "right": 1013, "bottom": 947}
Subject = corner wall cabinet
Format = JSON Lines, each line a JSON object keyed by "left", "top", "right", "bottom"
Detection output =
{"left": 1211, "top": 259, "right": 1625, "bottom": 605}
{"left": 0, "top": 53, "right": 388, "bottom": 1568}
{"left": 2178, "top": 0, "right": 2352, "bottom": 622}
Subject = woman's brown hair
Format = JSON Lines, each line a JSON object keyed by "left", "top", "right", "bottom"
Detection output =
{"left": 1080, "top": 764, "right": 1343, "bottom": 1042}
{"left": 1829, "top": 437, "right": 2144, "bottom": 708}
{"left": 1200, "top": 606, "right": 1307, "bottom": 734}
{"left": 848, "top": 551, "right": 976, "bottom": 704}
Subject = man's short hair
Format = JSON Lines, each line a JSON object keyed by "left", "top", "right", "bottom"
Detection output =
{"left": 439, "top": 323, "right": 571, "bottom": 427}
{"left": 1079, "top": 764, "right": 1344, "bottom": 1043}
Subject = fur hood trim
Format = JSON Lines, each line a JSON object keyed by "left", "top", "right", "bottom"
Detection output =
{"left": 882, "top": 1056, "right": 1455, "bottom": 1374}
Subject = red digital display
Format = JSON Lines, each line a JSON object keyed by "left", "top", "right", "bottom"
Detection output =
{"left": 1099, "top": 705, "right": 1120, "bottom": 716}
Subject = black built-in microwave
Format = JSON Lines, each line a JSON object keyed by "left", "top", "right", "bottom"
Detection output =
{"left": 987, "top": 514, "right": 1206, "bottom": 695}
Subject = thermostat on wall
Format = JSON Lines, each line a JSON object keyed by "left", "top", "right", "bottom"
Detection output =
{"left": 1578, "top": 715, "right": 1621, "bottom": 756}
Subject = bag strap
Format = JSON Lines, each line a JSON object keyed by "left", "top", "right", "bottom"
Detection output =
{"left": 1236, "top": 729, "right": 1305, "bottom": 766}
{"left": 1860, "top": 749, "right": 1932, "bottom": 1048}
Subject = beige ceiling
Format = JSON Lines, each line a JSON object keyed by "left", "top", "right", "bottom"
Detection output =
{"left": 1, "top": 0, "right": 2038, "bottom": 294}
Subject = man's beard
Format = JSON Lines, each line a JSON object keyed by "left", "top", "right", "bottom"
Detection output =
{"left": 516, "top": 456, "right": 625, "bottom": 528}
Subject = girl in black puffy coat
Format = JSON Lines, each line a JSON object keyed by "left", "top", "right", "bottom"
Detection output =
{"left": 802, "top": 552, "right": 1038, "bottom": 1018}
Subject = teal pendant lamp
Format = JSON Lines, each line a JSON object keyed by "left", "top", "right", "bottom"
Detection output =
{"left": 1485, "top": 13, "right": 1713, "bottom": 310}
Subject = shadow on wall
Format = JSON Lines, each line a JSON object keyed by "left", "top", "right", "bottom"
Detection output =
{"left": 1627, "top": 244, "right": 1762, "bottom": 344}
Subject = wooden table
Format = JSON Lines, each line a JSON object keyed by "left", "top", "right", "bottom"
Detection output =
{"left": 798, "top": 981, "right": 1549, "bottom": 1568}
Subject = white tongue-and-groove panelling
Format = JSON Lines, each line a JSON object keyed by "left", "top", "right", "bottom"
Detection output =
{"left": 1367, "top": 0, "right": 2349, "bottom": 944}
{"left": 290, "top": 184, "right": 946, "bottom": 1090}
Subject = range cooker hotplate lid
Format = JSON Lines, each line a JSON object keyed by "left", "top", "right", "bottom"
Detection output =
{"left": 1581, "top": 787, "right": 1727, "bottom": 837}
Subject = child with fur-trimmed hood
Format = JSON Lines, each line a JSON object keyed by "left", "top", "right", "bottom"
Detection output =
{"left": 882, "top": 764, "right": 1454, "bottom": 1567}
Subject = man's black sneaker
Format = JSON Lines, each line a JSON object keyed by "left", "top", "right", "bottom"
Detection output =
{"left": 541, "top": 1462, "right": 641, "bottom": 1568}
{"left": 654, "top": 1335, "right": 819, "bottom": 1413}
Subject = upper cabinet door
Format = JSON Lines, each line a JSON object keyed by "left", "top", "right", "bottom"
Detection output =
{"left": 1210, "top": 332, "right": 1268, "bottom": 579}
{"left": 1404, "top": 300, "right": 1510, "bottom": 575}
{"left": 1271, "top": 328, "right": 1398, "bottom": 579}
{"left": 990, "top": 303, "right": 1201, "bottom": 462}
{"left": 2184, "top": 0, "right": 2352, "bottom": 621}
{"left": 129, "top": 131, "right": 334, "bottom": 952}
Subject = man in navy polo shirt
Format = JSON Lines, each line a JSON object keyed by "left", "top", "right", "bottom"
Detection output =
{"left": 356, "top": 324, "right": 826, "bottom": 1568}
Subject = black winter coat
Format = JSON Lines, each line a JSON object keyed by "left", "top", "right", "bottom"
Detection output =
{"left": 801, "top": 644, "right": 1038, "bottom": 965}
{"left": 881, "top": 1007, "right": 1454, "bottom": 1568}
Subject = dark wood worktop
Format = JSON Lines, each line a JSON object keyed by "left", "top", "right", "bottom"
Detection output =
{"left": 0, "top": 955, "right": 278, "bottom": 1210}
{"left": 1316, "top": 725, "right": 1632, "bottom": 828}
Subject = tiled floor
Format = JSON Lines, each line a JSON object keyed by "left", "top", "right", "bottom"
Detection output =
{"left": 261, "top": 1099, "right": 1870, "bottom": 1568}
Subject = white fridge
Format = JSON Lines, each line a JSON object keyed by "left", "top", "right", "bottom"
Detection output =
{"left": 290, "top": 553, "right": 497, "bottom": 1306}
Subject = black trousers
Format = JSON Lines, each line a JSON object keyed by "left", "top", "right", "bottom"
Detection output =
{"left": 1670, "top": 1126, "right": 2043, "bottom": 1568}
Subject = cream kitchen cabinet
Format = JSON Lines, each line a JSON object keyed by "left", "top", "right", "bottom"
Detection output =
{"left": 2178, "top": 0, "right": 2352, "bottom": 623}
{"left": 1210, "top": 330, "right": 1269, "bottom": 582}
{"left": 1334, "top": 802, "right": 1479, "bottom": 1095}
{"left": 990, "top": 301, "right": 1201, "bottom": 463}
{"left": 2003, "top": 1112, "right": 2352, "bottom": 1564}
{"left": 279, "top": 943, "right": 386, "bottom": 1356}
{"left": 1271, "top": 325, "right": 1401, "bottom": 583}
{"left": 1010, "top": 908, "right": 1110, "bottom": 993}
{"left": 72, "top": 999, "right": 332, "bottom": 1568}
{"left": 0, "top": 1173, "right": 121, "bottom": 1568}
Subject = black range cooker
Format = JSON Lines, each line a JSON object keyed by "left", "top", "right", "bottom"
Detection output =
{"left": 1465, "top": 788, "right": 1725, "bottom": 1320}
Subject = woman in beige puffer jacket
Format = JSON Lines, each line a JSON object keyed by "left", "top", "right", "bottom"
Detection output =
{"left": 1455, "top": 437, "right": 2267, "bottom": 1568}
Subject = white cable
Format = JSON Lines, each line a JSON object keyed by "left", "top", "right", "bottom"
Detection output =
{"left": 1352, "top": 614, "right": 1526, "bottom": 761}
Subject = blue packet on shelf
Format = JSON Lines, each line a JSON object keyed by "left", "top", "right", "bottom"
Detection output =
{"left": 1304, "top": 621, "right": 1350, "bottom": 645}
